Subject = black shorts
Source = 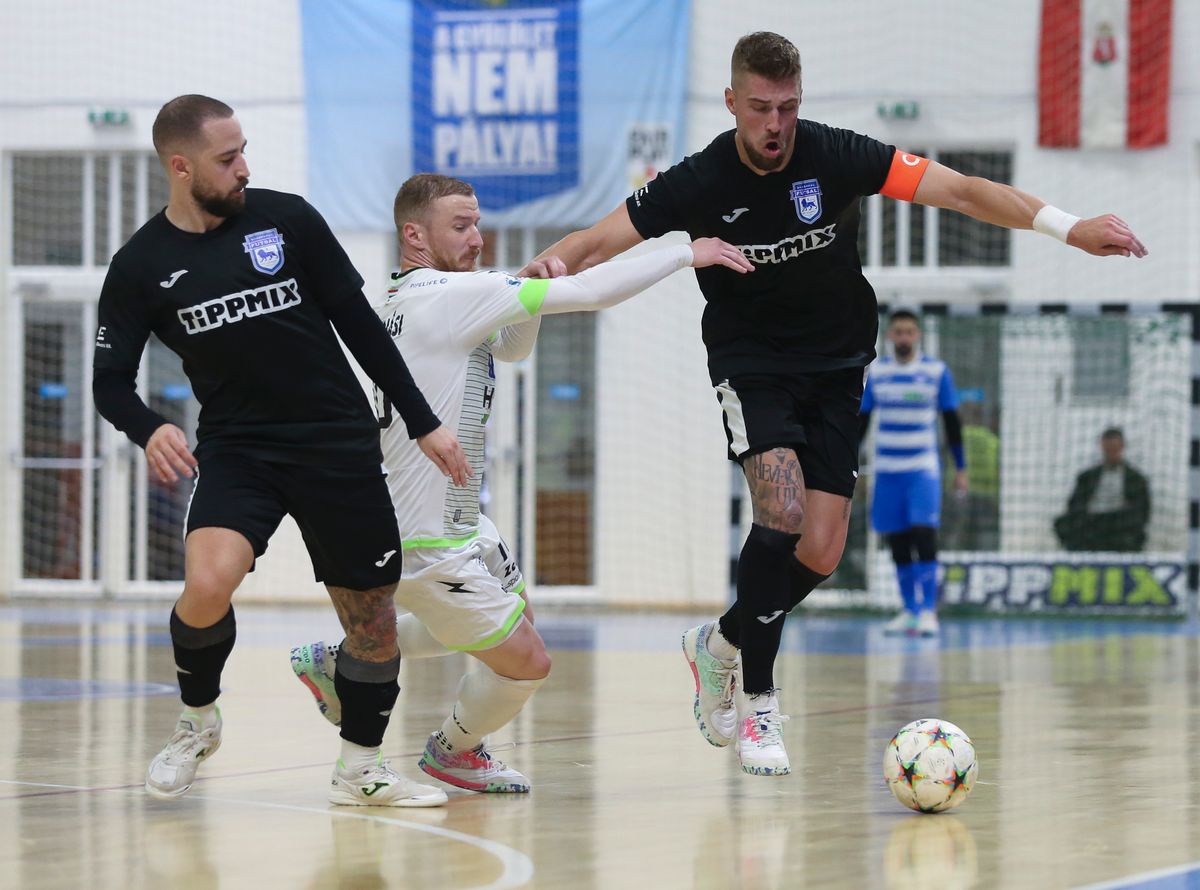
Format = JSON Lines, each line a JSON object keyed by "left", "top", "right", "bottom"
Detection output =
{"left": 185, "top": 452, "right": 402, "bottom": 590}
{"left": 714, "top": 367, "right": 865, "bottom": 498}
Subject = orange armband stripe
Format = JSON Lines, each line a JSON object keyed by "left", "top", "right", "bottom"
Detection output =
{"left": 879, "top": 150, "right": 930, "bottom": 202}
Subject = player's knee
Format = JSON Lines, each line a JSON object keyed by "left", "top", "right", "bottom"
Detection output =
{"left": 747, "top": 522, "right": 802, "bottom": 555}
{"left": 758, "top": 508, "right": 804, "bottom": 535}
{"left": 888, "top": 531, "right": 915, "bottom": 565}
{"left": 525, "top": 647, "right": 551, "bottom": 680}
{"left": 804, "top": 551, "right": 843, "bottom": 576}
{"left": 911, "top": 526, "right": 938, "bottom": 562}
{"left": 750, "top": 492, "right": 805, "bottom": 534}
{"left": 498, "top": 644, "right": 550, "bottom": 681}
{"left": 801, "top": 534, "right": 847, "bottom": 575}
{"left": 182, "top": 567, "right": 237, "bottom": 610}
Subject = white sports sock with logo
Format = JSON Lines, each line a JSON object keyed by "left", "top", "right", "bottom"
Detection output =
{"left": 181, "top": 702, "right": 220, "bottom": 730}
{"left": 438, "top": 666, "right": 545, "bottom": 752}
{"left": 339, "top": 739, "right": 381, "bottom": 772}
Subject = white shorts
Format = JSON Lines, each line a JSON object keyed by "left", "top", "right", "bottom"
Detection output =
{"left": 397, "top": 514, "right": 527, "bottom": 651}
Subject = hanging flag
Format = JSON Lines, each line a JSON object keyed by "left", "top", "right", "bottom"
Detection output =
{"left": 299, "top": 0, "right": 690, "bottom": 230}
{"left": 1038, "top": 0, "right": 1172, "bottom": 149}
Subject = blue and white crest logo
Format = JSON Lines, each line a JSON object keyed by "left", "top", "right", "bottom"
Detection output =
{"left": 790, "top": 179, "right": 823, "bottom": 223}
{"left": 243, "top": 228, "right": 285, "bottom": 275}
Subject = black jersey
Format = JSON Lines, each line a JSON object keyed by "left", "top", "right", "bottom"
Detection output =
{"left": 626, "top": 120, "right": 895, "bottom": 383}
{"left": 94, "top": 188, "right": 381, "bottom": 466}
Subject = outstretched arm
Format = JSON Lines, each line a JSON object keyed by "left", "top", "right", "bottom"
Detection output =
{"left": 911, "top": 161, "right": 1147, "bottom": 258}
{"left": 526, "top": 238, "right": 752, "bottom": 317}
{"left": 521, "top": 203, "right": 646, "bottom": 276}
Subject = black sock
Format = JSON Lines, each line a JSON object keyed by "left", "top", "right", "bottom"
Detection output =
{"left": 717, "top": 603, "right": 741, "bottom": 648}
{"left": 170, "top": 606, "right": 236, "bottom": 708}
{"left": 736, "top": 524, "right": 801, "bottom": 696}
{"left": 335, "top": 647, "right": 401, "bottom": 748}
{"left": 720, "top": 549, "right": 830, "bottom": 648}
{"left": 787, "top": 560, "right": 830, "bottom": 610}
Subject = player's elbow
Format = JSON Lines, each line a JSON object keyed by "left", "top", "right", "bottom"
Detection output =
{"left": 495, "top": 342, "right": 535, "bottom": 362}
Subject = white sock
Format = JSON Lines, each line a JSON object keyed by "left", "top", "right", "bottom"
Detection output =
{"left": 706, "top": 625, "right": 738, "bottom": 661}
{"left": 395, "top": 614, "right": 452, "bottom": 659}
{"left": 745, "top": 690, "right": 779, "bottom": 713}
{"left": 338, "top": 739, "right": 381, "bottom": 772}
{"left": 439, "top": 666, "right": 545, "bottom": 752}
{"left": 181, "top": 702, "right": 219, "bottom": 730}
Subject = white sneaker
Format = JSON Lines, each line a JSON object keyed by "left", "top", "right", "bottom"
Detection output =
{"left": 419, "top": 733, "right": 530, "bottom": 793}
{"left": 736, "top": 692, "right": 790, "bottom": 776}
{"left": 329, "top": 752, "right": 448, "bottom": 807}
{"left": 682, "top": 622, "right": 738, "bottom": 747}
{"left": 916, "top": 610, "right": 940, "bottom": 637}
{"left": 291, "top": 640, "right": 341, "bottom": 726}
{"left": 145, "top": 708, "right": 223, "bottom": 799}
{"left": 882, "top": 610, "right": 918, "bottom": 636}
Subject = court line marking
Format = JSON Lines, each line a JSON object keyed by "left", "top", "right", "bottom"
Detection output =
{"left": 192, "top": 794, "right": 535, "bottom": 890}
{"left": 0, "top": 779, "right": 534, "bottom": 890}
{"left": 1074, "top": 860, "right": 1200, "bottom": 890}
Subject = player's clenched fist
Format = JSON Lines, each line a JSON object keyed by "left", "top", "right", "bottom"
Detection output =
{"left": 689, "top": 237, "right": 755, "bottom": 273}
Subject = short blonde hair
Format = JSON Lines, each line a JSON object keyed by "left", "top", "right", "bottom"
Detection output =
{"left": 393, "top": 173, "right": 475, "bottom": 230}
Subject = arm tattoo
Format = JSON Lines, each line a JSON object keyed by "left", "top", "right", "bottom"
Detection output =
{"left": 328, "top": 584, "right": 398, "bottom": 662}
{"left": 744, "top": 447, "right": 806, "bottom": 531}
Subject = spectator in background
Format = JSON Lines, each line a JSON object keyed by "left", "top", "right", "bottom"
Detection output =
{"left": 1054, "top": 428, "right": 1150, "bottom": 552}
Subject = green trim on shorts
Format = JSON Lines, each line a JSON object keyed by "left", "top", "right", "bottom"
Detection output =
{"left": 401, "top": 530, "right": 480, "bottom": 551}
{"left": 517, "top": 279, "right": 548, "bottom": 316}
{"left": 448, "top": 596, "right": 527, "bottom": 652}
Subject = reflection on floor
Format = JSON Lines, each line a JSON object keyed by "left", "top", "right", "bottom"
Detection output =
{"left": 0, "top": 602, "right": 1197, "bottom": 889}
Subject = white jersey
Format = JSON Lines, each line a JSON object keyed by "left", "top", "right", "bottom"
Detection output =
{"left": 374, "top": 267, "right": 544, "bottom": 550}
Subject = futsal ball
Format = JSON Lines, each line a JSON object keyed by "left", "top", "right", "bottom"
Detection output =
{"left": 883, "top": 718, "right": 978, "bottom": 813}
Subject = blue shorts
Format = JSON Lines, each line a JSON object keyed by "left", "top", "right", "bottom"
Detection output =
{"left": 870, "top": 471, "right": 942, "bottom": 534}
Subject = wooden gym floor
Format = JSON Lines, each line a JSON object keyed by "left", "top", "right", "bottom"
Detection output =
{"left": 0, "top": 603, "right": 1198, "bottom": 889}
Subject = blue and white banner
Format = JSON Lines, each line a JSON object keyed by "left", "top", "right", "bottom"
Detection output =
{"left": 300, "top": 0, "right": 689, "bottom": 230}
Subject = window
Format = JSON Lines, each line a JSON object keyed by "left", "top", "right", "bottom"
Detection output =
{"left": 12, "top": 152, "right": 167, "bottom": 267}
{"left": 858, "top": 149, "right": 1014, "bottom": 269}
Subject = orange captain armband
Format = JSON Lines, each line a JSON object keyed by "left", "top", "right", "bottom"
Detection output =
{"left": 879, "top": 150, "right": 930, "bottom": 202}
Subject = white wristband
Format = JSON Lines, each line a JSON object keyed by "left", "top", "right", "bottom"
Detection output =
{"left": 1032, "top": 205, "right": 1081, "bottom": 243}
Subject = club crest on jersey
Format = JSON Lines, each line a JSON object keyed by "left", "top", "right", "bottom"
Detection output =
{"left": 790, "top": 179, "right": 822, "bottom": 223}
{"left": 243, "top": 228, "right": 285, "bottom": 275}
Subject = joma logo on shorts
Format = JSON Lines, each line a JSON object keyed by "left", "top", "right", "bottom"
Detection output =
{"left": 177, "top": 278, "right": 302, "bottom": 334}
